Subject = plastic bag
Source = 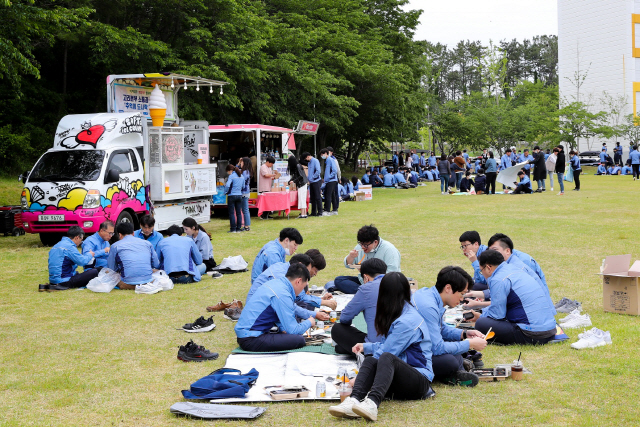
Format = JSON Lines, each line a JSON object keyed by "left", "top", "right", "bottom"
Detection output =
{"left": 214, "top": 255, "right": 248, "bottom": 272}
{"left": 152, "top": 270, "right": 174, "bottom": 291}
{"left": 87, "top": 268, "right": 121, "bottom": 293}
{"left": 564, "top": 164, "right": 574, "bottom": 182}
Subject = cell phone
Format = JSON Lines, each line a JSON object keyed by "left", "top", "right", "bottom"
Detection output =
{"left": 463, "top": 312, "right": 474, "bottom": 320}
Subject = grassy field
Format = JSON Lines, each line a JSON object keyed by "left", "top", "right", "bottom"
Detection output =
{"left": 1, "top": 169, "right": 640, "bottom": 426}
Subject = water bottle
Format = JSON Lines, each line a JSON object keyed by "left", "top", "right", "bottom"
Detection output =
{"left": 285, "top": 186, "right": 290, "bottom": 193}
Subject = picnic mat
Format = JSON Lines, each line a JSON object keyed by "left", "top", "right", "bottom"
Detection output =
{"left": 212, "top": 352, "right": 358, "bottom": 403}
{"left": 231, "top": 312, "right": 367, "bottom": 355}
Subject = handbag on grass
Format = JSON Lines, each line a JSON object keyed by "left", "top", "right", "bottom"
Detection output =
{"left": 181, "top": 368, "right": 259, "bottom": 399}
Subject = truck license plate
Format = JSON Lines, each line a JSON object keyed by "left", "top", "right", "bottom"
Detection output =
{"left": 38, "top": 215, "right": 65, "bottom": 222}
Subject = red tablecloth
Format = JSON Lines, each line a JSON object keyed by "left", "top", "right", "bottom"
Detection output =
{"left": 257, "top": 191, "right": 299, "bottom": 216}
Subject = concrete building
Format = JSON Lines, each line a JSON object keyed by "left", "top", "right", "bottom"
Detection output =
{"left": 558, "top": 0, "right": 637, "bottom": 158}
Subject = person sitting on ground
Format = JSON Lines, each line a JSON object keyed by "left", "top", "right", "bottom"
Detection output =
{"left": 351, "top": 176, "right": 360, "bottom": 192}
{"left": 328, "top": 272, "right": 434, "bottom": 422}
{"left": 459, "top": 171, "right": 474, "bottom": 193}
{"left": 596, "top": 163, "right": 608, "bottom": 175}
{"left": 247, "top": 252, "right": 336, "bottom": 318}
{"left": 412, "top": 266, "right": 486, "bottom": 387}
{"left": 134, "top": 214, "right": 163, "bottom": 250}
{"left": 512, "top": 171, "right": 532, "bottom": 194}
{"left": 370, "top": 171, "right": 383, "bottom": 187}
{"left": 608, "top": 165, "right": 621, "bottom": 175}
{"left": 338, "top": 180, "right": 349, "bottom": 201}
{"left": 474, "top": 168, "right": 486, "bottom": 194}
{"left": 382, "top": 170, "right": 396, "bottom": 187}
{"left": 430, "top": 165, "right": 439, "bottom": 180}
{"left": 622, "top": 164, "right": 633, "bottom": 175}
{"left": 408, "top": 169, "right": 419, "bottom": 185}
{"left": 46, "top": 226, "right": 97, "bottom": 291}
{"left": 332, "top": 259, "right": 387, "bottom": 355}
{"left": 393, "top": 169, "right": 407, "bottom": 185}
{"left": 182, "top": 217, "right": 221, "bottom": 278}
{"left": 82, "top": 220, "right": 114, "bottom": 269}
{"left": 156, "top": 225, "right": 203, "bottom": 284}
{"left": 362, "top": 169, "right": 371, "bottom": 185}
{"left": 108, "top": 222, "right": 159, "bottom": 290}
{"left": 467, "top": 250, "right": 557, "bottom": 345}
{"left": 235, "top": 263, "right": 315, "bottom": 352}
{"left": 458, "top": 230, "right": 488, "bottom": 291}
{"left": 332, "top": 225, "right": 401, "bottom": 294}
{"left": 250, "top": 227, "right": 303, "bottom": 283}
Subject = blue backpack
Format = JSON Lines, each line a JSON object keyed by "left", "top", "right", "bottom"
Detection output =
{"left": 182, "top": 368, "right": 259, "bottom": 400}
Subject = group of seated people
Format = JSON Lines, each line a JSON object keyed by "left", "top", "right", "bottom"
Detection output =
{"left": 361, "top": 166, "right": 439, "bottom": 189}
{"left": 44, "top": 215, "right": 219, "bottom": 291}
{"left": 234, "top": 225, "right": 557, "bottom": 422}
{"left": 596, "top": 163, "right": 631, "bottom": 175}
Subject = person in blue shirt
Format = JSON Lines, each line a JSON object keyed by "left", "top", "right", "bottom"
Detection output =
{"left": 430, "top": 165, "right": 439, "bottom": 180}
{"left": 474, "top": 159, "right": 481, "bottom": 172}
{"left": 569, "top": 150, "right": 582, "bottom": 190}
{"left": 225, "top": 165, "right": 245, "bottom": 233}
{"left": 361, "top": 169, "right": 371, "bottom": 185}
{"left": 419, "top": 153, "right": 426, "bottom": 168}
{"left": 134, "top": 215, "right": 163, "bottom": 250}
{"left": 484, "top": 151, "right": 497, "bottom": 194}
{"left": 499, "top": 149, "right": 512, "bottom": 171}
{"left": 182, "top": 217, "right": 220, "bottom": 277}
{"left": 338, "top": 181, "right": 349, "bottom": 201}
{"left": 411, "top": 151, "right": 419, "bottom": 171}
{"left": 238, "top": 157, "right": 253, "bottom": 231}
{"left": 303, "top": 152, "right": 323, "bottom": 217}
{"left": 251, "top": 227, "right": 303, "bottom": 283}
{"left": 488, "top": 233, "right": 547, "bottom": 286}
{"left": 468, "top": 250, "right": 557, "bottom": 345}
{"left": 383, "top": 171, "right": 396, "bottom": 187}
{"left": 462, "top": 149, "right": 469, "bottom": 162}
{"left": 370, "top": 171, "right": 383, "bottom": 187}
{"left": 512, "top": 171, "right": 532, "bottom": 194}
{"left": 393, "top": 170, "right": 406, "bottom": 184}
{"left": 392, "top": 152, "right": 399, "bottom": 171}
{"left": 408, "top": 170, "right": 419, "bottom": 185}
{"left": 412, "top": 266, "right": 486, "bottom": 386}
{"left": 596, "top": 164, "right": 607, "bottom": 175}
{"left": 519, "top": 149, "right": 533, "bottom": 178}
{"left": 423, "top": 168, "right": 434, "bottom": 181}
{"left": 156, "top": 225, "right": 203, "bottom": 283}
{"left": 331, "top": 259, "right": 387, "bottom": 355}
{"left": 320, "top": 147, "right": 339, "bottom": 216}
{"left": 428, "top": 152, "right": 437, "bottom": 167}
{"left": 46, "top": 226, "right": 97, "bottom": 291}
{"left": 350, "top": 176, "right": 360, "bottom": 192}
{"left": 599, "top": 148, "right": 607, "bottom": 165}
{"left": 458, "top": 231, "right": 488, "bottom": 291}
{"left": 328, "top": 272, "right": 434, "bottom": 422}
{"left": 608, "top": 165, "right": 621, "bottom": 175}
{"left": 380, "top": 166, "right": 387, "bottom": 176}
{"left": 614, "top": 142, "right": 623, "bottom": 166}
{"left": 82, "top": 220, "right": 114, "bottom": 269}
{"left": 236, "top": 263, "right": 315, "bottom": 352}
{"left": 108, "top": 222, "right": 159, "bottom": 289}
{"left": 511, "top": 148, "right": 518, "bottom": 164}
{"left": 630, "top": 144, "right": 640, "bottom": 180}
{"left": 622, "top": 165, "right": 633, "bottom": 175}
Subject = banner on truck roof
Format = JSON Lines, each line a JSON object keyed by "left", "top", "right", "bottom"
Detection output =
{"left": 113, "top": 84, "right": 175, "bottom": 121}
{"left": 295, "top": 120, "right": 319, "bottom": 135}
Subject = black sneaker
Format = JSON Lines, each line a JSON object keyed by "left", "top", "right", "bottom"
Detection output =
{"left": 177, "top": 340, "right": 219, "bottom": 362}
{"left": 38, "top": 284, "right": 49, "bottom": 292}
{"left": 223, "top": 307, "right": 242, "bottom": 321}
{"left": 210, "top": 271, "right": 223, "bottom": 279}
{"left": 182, "top": 316, "right": 216, "bottom": 333}
{"left": 48, "top": 284, "right": 69, "bottom": 292}
{"left": 462, "top": 358, "right": 475, "bottom": 372}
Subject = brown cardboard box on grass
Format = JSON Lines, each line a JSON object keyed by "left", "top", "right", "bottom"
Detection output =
{"left": 354, "top": 191, "right": 365, "bottom": 201}
{"left": 599, "top": 254, "right": 640, "bottom": 315}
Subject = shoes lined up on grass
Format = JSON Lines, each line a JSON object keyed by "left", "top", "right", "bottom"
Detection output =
{"left": 182, "top": 316, "right": 216, "bottom": 333}
{"left": 559, "top": 309, "right": 592, "bottom": 329}
{"left": 555, "top": 298, "right": 613, "bottom": 350}
{"left": 206, "top": 299, "right": 243, "bottom": 312}
{"left": 571, "top": 328, "right": 612, "bottom": 349}
{"left": 177, "top": 340, "right": 219, "bottom": 362}
{"left": 223, "top": 307, "right": 242, "bottom": 321}
{"left": 555, "top": 297, "right": 581, "bottom": 313}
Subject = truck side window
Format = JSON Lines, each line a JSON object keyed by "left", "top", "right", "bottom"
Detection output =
{"left": 109, "top": 152, "right": 132, "bottom": 173}
{"left": 130, "top": 149, "right": 139, "bottom": 171}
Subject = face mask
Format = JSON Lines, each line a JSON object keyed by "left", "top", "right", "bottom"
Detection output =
{"left": 321, "top": 155, "right": 327, "bottom": 160}
{"left": 284, "top": 247, "right": 291, "bottom": 256}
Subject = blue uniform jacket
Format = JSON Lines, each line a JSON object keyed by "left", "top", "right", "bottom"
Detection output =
{"left": 512, "top": 249, "right": 547, "bottom": 290}
{"left": 597, "top": 165, "right": 607, "bottom": 174}
{"left": 225, "top": 172, "right": 244, "bottom": 196}
{"left": 82, "top": 232, "right": 109, "bottom": 269}
{"left": 599, "top": 152, "right": 607, "bottom": 163}
{"left": 392, "top": 154, "right": 398, "bottom": 165}
{"left": 622, "top": 166, "right": 632, "bottom": 175}
{"left": 307, "top": 157, "right": 321, "bottom": 183}
{"left": 428, "top": 156, "right": 437, "bottom": 167}
{"left": 420, "top": 155, "right": 426, "bottom": 166}
{"left": 480, "top": 263, "right": 556, "bottom": 333}
{"left": 485, "top": 158, "right": 497, "bottom": 173}
{"left": 393, "top": 172, "right": 406, "bottom": 183}
{"left": 339, "top": 274, "right": 384, "bottom": 343}
{"left": 251, "top": 239, "right": 286, "bottom": 283}
{"left": 482, "top": 254, "right": 548, "bottom": 301}
{"left": 383, "top": 173, "right": 395, "bottom": 187}
{"left": 570, "top": 155, "right": 581, "bottom": 171}
{"left": 614, "top": 145, "right": 622, "bottom": 155}
{"left": 338, "top": 184, "right": 348, "bottom": 198}
{"left": 247, "top": 262, "right": 320, "bottom": 318}
{"left": 108, "top": 235, "right": 159, "bottom": 285}
{"left": 500, "top": 155, "right": 511, "bottom": 170}
{"left": 470, "top": 244, "right": 488, "bottom": 286}
{"left": 235, "top": 276, "right": 313, "bottom": 338}
{"left": 323, "top": 156, "right": 338, "bottom": 182}
{"left": 609, "top": 166, "right": 621, "bottom": 174}
{"left": 362, "top": 303, "right": 434, "bottom": 381}
{"left": 241, "top": 170, "right": 251, "bottom": 194}
{"left": 193, "top": 230, "right": 213, "bottom": 261}
{"left": 520, "top": 154, "right": 533, "bottom": 170}
{"left": 412, "top": 285, "right": 469, "bottom": 356}
{"left": 48, "top": 236, "right": 94, "bottom": 284}
{"left": 517, "top": 175, "right": 532, "bottom": 191}
{"left": 362, "top": 173, "right": 370, "bottom": 184}
{"left": 156, "top": 234, "right": 203, "bottom": 281}
{"left": 133, "top": 229, "right": 163, "bottom": 250}
{"left": 630, "top": 150, "right": 640, "bottom": 164}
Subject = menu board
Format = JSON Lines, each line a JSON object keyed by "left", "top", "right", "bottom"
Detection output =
{"left": 184, "top": 167, "right": 216, "bottom": 195}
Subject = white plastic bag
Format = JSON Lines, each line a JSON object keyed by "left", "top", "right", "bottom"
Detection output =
{"left": 87, "top": 268, "right": 121, "bottom": 293}
{"left": 214, "top": 255, "right": 248, "bottom": 271}
{"left": 152, "top": 270, "right": 174, "bottom": 291}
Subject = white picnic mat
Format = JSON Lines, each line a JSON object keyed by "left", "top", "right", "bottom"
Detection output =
{"left": 212, "top": 352, "right": 357, "bottom": 403}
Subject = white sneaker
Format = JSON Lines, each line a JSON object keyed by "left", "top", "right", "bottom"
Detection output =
{"left": 571, "top": 329, "right": 610, "bottom": 349}
{"left": 135, "top": 281, "right": 163, "bottom": 294}
{"left": 551, "top": 187, "right": 554, "bottom": 191}
{"left": 559, "top": 308, "right": 582, "bottom": 324}
{"left": 352, "top": 397, "right": 378, "bottom": 422}
{"left": 577, "top": 327, "right": 599, "bottom": 340}
{"left": 561, "top": 313, "right": 591, "bottom": 329}
{"left": 331, "top": 211, "right": 339, "bottom": 216}
{"left": 328, "top": 397, "right": 361, "bottom": 419}
{"left": 557, "top": 192, "right": 564, "bottom": 195}
{"left": 322, "top": 212, "right": 332, "bottom": 217}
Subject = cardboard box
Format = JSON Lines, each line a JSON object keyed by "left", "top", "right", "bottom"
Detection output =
{"left": 599, "top": 254, "right": 640, "bottom": 315}
{"left": 359, "top": 184, "right": 373, "bottom": 200}
{"left": 354, "top": 191, "right": 365, "bottom": 201}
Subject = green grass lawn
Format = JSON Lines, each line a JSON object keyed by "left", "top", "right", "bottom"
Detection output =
{"left": 1, "top": 169, "right": 640, "bottom": 426}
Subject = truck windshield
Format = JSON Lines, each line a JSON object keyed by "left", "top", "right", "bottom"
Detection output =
{"left": 29, "top": 150, "right": 105, "bottom": 182}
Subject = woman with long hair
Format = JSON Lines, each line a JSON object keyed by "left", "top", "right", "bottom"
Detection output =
{"left": 329, "top": 272, "right": 434, "bottom": 422}
{"left": 182, "top": 217, "right": 222, "bottom": 278}
{"left": 239, "top": 157, "right": 253, "bottom": 231}
{"left": 225, "top": 164, "right": 245, "bottom": 232}
{"left": 287, "top": 155, "right": 309, "bottom": 218}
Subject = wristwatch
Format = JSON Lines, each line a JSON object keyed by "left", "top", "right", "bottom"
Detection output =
{"left": 462, "top": 330, "right": 467, "bottom": 339}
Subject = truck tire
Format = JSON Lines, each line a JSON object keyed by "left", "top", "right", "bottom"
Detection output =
{"left": 110, "top": 211, "right": 134, "bottom": 243}
{"left": 40, "top": 232, "right": 64, "bottom": 247}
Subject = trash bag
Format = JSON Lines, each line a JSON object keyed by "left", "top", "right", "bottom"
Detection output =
{"left": 87, "top": 268, "right": 121, "bottom": 293}
{"left": 565, "top": 164, "right": 574, "bottom": 182}
{"left": 213, "top": 255, "right": 248, "bottom": 272}
{"left": 152, "top": 270, "right": 174, "bottom": 291}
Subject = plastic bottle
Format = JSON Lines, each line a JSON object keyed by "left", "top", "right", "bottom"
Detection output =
{"left": 275, "top": 150, "right": 279, "bottom": 159}
{"left": 165, "top": 180, "right": 170, "bottom": 193}
{"left": 285, "top": 186, "right": 290, "bottom": 193}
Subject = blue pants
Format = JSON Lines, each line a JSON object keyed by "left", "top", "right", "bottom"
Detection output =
{"left": 333, "top": 275, "right": 361, "bottom": 294}
{"left": 237, "top": 333, "right": 305, "bottom": 352}
{"left": 241, "top": 195, "right": 251, "bottom": 227}
{"left": 440, "top": 175, "right": 449, "bottom": 192}
{"left": 227, "top": 195, "right": 243, "bottom": 232}
{"left": 455, "top": 172, "right": 463, "bottom": 189}
{"left": 556, "top": 173, "right": 564, "bottom": 192}
{"left": 432, "top": 354, "right": 464, "bottom": 381}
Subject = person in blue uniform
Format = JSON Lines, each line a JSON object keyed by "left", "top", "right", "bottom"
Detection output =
{"left": 156, "top": 225, "right": 203, "bottom": 283}
{"left": 512, "top": 171, "right": 532, "bottom": 194}
{"left": 134, "top": 215, "right": 163, "bottom": 249}
{"left": 251, "top": 228, "right": 303, "bottom": 283}
{"left": 82, "top": 220, "right": 114, "bottom": 269}
{"left": 47, "top": 226, "right": 97, "bottom": 291}
{"left": 108, "top": 222, "right": 159, "bottom": 289}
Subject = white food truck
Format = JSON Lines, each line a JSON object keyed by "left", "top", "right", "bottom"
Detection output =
{"left": 20, "top": 73, "right": 227, "bottom": 246}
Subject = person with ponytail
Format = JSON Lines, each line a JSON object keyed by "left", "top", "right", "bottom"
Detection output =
{"left": 182, "top": 217, "right": 222, "bottom": 279}
{"left": 225, "top": 164, "right": 245, "bottom": 233}
{"left": 238, "top": 157, "right": 253, "bottom": 231}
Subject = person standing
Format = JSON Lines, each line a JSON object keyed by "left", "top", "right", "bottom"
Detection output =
{"left": 303, "top": 152, "right": 322, "bottom": 217}
{"left": 225, "top": 165, "right": 245, "bottom": 233}
{"left": 614, "top": 142, "right": 623, "bottom": 166}
{"left": 287, "top": 155, "right": 308, "bottom": 218}
{"left": 630, "top": 145, "right": 640, "bottom": 180}
{"left": 411, "top": 151, "right": 419, "bottom": 172}
{"left": 569, "top": 150, "right": 581, "bottom": 191}
{"left": 320, "top": 148, "right": 339, "bottom": 216}
{"left": 392, "top": 151, "right": 399, "bottom": 172}
{"left": 484, "top": 152, "right": 497, "bottom": 195}
{"left": 519, "top": 149, "right": 533, "bottom": 179}
{"left": 545, "top": 148, "right": 558, "bottom": 191}
{"left": 328, "top": 147, "right": 341, "bottom": 213}
{"left": 239, "top": 157, "right": 253, "bottom": 231}
{"left": 529, "top": 146, "right": 547, "bottom": 192}
{"left": 437, "top": 154, "right": 451, "bottom": 194}
{"left": 555, "top": 145, "right": 566, "bottom": 195}
{"left": 453, "top": 151, "right": 466, "bottom": 190}
{"left": 499, "top": 149, "right": 512, "bottom": 190}
{"left": 258, "top": 155, "right": 277, "bottom": 219}
{"left": 428, "top": 151, "right": 437, "bottom": 168}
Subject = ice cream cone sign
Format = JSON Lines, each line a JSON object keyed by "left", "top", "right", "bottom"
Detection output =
{"left": 149, "top": 84, "right": 167, "bottom": 126}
